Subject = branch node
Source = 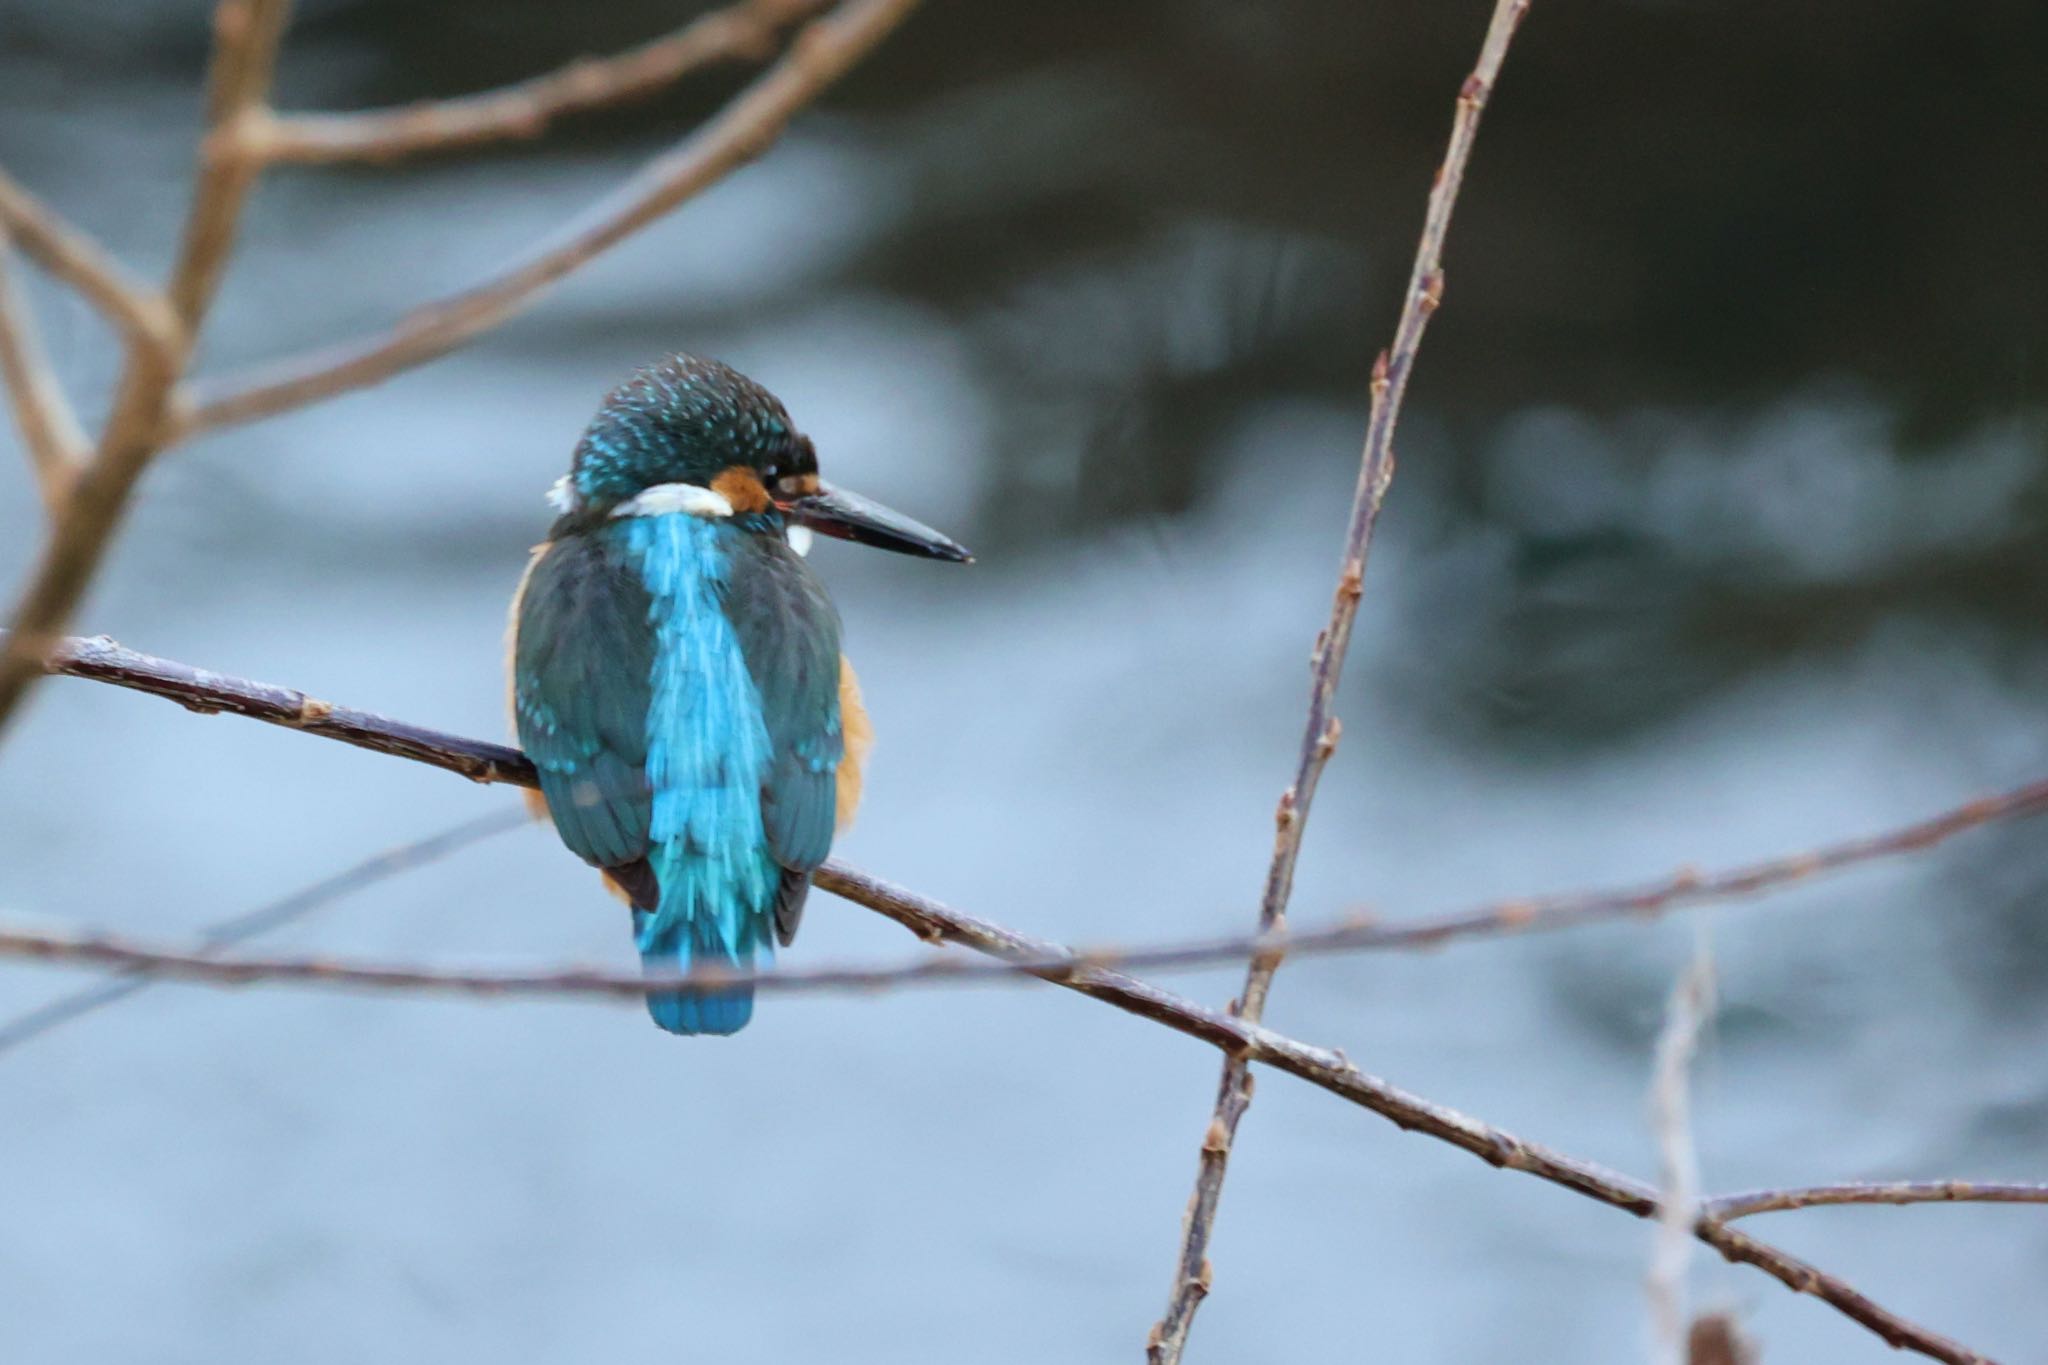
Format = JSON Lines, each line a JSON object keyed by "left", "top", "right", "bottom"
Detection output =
{"left": 1496, "top": 899, "right": 1537, "bottom": 929}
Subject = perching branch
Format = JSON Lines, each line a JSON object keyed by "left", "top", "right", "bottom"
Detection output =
{"left": 1148, "top": 5, "right": 1532, "bottom": 1357}
{"left": 12, "top": 657, "right": 2013, "bottom": 1360}
{"left": 174, "top": 0, "right": 925, "bottom": 438}
{"left": 29, "top": 632, "right": 2048, "bottom": 989}
{"left": 257, "top": 0, "right": 835, "bottom": 164}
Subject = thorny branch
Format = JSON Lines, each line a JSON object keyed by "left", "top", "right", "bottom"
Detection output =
{"left": 1149, "top": 5, "right": 1532, "bottom": 1358}
{"left": 257, "top": 0, "right": 836, "bottom": 164}
{"left": 9, "top": 634, "right": 2024, "bottom": 1363}
{"left": 24, "top": 632, "right": 2048, "bottom": 990}
{"left": 0, "top": 0, "right": 920, "bottom": 745}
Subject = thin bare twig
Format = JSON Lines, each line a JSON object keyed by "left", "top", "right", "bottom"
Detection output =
{"left": 0, "top": 807, "right": 524, "bottom": 1057}
{"left": 0, "top": 165, "right": 172, "bottom": 344}
{"left": 258, "top": 0, "right": 834, "bottom": 164}
{"left": 0, "top": 891, "right": 1999, "bottom": 1361}
{"left": 0, "top": 0, "right": 288, "bottom": 743}
{"left": 1149, "top": 5, "right": 1533, "bottom": 1357}
{"left": 7, "top": 638, "right": 2001, "bottom": 1362}
{"left": 27, "top": 633, "right": 2048, "bottom": 990}
{"left": 177, "top": 0, "right": 925, "bottom": 437}
{"left": 1706, "top": 1182, "right": 2048, "bottom": 1223}
{"left": 0, "top": 237, "right": 89, "bottom": 505}
{"left": 1649, "top": 944, "right": 1716, "bottom": 1365}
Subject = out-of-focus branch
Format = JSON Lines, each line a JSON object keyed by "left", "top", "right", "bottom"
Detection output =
{"left": 28, "top": 634, "right": 2048, "bottom": 985}
{"left": 1648, "top": 946, "right": 1716, "bottom": 1365}
{"left": 1148, "top": 6, "right": 1533, "bottom": 1357}
{"left": 1706, "top": 1182, "right": 2048, "bottom": 1222}
{"left": 0, "top": 238, "right": 89, "bottom": 506}
{"left": 7, "top": 634, "right": 2003, "bottom": 1362}
{"left": 176, "top": 0, "right": 925, "bottom": 438}
{"left": 0, "top": 166, "right": 172, "bottom": 344}
{"left": 0, "top": 0, "right": 920, "bottom": 748}
{"left": 1686, "top": 1315, "right": 1757, "bottom": 1365}
{"left": 168, "top": 0, "right": 294, "bottom": 325}
{"left": 0, "top": 0, "right": 288, "bottom": 743}
{"left": 0, "top": 807, "right": 525, "bottom": 1057}
{"left": 257, "top": 0, "right": 834, "bottom": 164}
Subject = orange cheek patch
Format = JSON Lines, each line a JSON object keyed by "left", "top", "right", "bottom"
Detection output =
{"left": 711, "top": 466, "right": 772, "bottom": 513}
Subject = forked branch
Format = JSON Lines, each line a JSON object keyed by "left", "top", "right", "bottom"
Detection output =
{"left": 0, "top": 239, "right": 90, "bottom": 505}
{"left": 0, "top": 165, "right": 174, "bottom": 345}
{"left": 4, "top": 630, "right": 2016, "bottom": 1364}
{"left": 0, "top": 0, "right": 922, "bottom": 748}
{"left": 27, "top": 632, "right": 2048, "bottom": 987}
{"left": 0, "top": 0, "right": 288, "bottom": 741}
{"left": 175, "top": 0, "right": 925, "bottom": 437}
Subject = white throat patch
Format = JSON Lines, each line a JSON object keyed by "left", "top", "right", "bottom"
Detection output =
{"left": 610, "top": 482, "right": 735, "bottom": 520}
{"left": 544, "top": 476, "right": 579, "bottom": 514}
{"left": 785, "top": 524, "right": 814, "bottom": 557}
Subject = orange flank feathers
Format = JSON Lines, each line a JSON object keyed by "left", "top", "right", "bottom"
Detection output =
{"left": 837, "top": 655, "right": 871, "bottom": 830}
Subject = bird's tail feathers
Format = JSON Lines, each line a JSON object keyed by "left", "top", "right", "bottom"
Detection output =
{"left": 634, "top": 911, "right": 755, "bottom": 1036}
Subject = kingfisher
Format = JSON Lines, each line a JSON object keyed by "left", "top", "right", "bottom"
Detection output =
{"left": 510, "top": 354, "right": 970, "bottom": 1036}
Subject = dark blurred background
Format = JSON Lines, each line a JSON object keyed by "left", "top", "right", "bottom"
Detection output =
{"left": 1, "top": 2, "right": 2044, "bottom": 1360}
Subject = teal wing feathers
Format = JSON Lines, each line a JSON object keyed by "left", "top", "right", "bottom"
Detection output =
{"left": 724, "top": 531, "right": 844, "bottom": 944}
{"left": 512, "top": 532, "right": 656, "bottom": 884}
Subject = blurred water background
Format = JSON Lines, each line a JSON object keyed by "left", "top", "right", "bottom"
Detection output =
{"left": 2, "top": 1, "right": 2045, "bottom": 1360}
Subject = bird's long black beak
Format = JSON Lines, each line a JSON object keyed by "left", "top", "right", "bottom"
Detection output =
{"left": 778, "top": 481, "right": 973, "bottom": 563}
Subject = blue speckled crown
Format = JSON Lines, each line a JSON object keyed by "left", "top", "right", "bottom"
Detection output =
{"left": 568, "top": 354, "right": 811, "bottom": 510}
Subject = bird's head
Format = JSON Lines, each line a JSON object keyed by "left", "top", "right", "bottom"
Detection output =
{"left": 549, "top": 353, "right": 971, "bottom": 562}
